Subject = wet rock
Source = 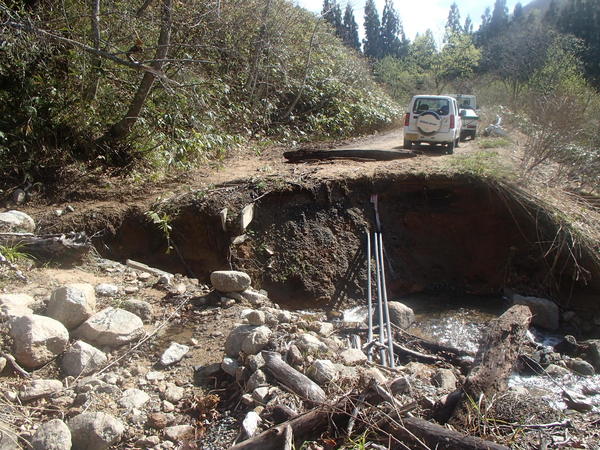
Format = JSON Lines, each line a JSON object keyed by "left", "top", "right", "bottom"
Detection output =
{"left": 432, "top": 369, "right": 458, "bottom": 391}
{"left": 162, "top": 383, "right": 184, "bottom": 403}
{"left": 62, "top": 340, "right": 107, "bottom": 377}
{"left": 340, "top": 349, "right": 367, "bottom": 366}
{"left": 47, "top": 284, "right": 96, "bottom": 331}
{"left": 221, "top": 357, "right": 240, "bottom": 376}
{"left": 224, "top": 325, "right": 271, "bottom": 357}
{"left": 511, "top": 294, "right": 559, "bottom": 330}
{"left": 19, "top": 379, "right": 63, "bottom": 402}
{"left": 164, "top": 425, "right": 194, "bottom": 442}
{"left": 72, "top": 308, "right": 144, "bottom": 348}
{"left": 554, "top": 335, "right": 581, "bottom": 356}
{"left": 0, "top": 210, "right": 35, "bottom": 232}
{"left": 160, "top": 342, "right": 189, "bottom": 366}
{"left": 247, "top": 369, "right": 268, "bottom": 391}
{"left": 246, "top": 310, "right": 266, "bottom": 326}
{"left": 95, "top": 283, "right": 119, "bottom": 297}
{"left": 307, "top": 359, "right": 338, "bottom": 385}
{"left": 9, "top": 314, "right": 69, "bottom": 369}
{"left": 563, "top": 391, "right": 593, "bottom": 413}
{"left": 545, "top": 363, "right": 570, "bottom": 377}
{"left": 31, "top": 419, "right": 71, "bottom": 450}
{"left": 68, "top": 412, "right": 124, "bottom": 450}
{"left": 566, "top": 358, "right": 595, "bottom": 376}
{"left": 0, "top": 293, "right": 35, "bottom": 319}
{"left": 295, "top": 333, "right": 328, "bottom": 354}
{"left": 210, "top": 270, "right": 251, "bottom": 293}
{"left": 387, "top": 302, "right": 415, "bottom": 329}
{"left": 119, "top": 388, "right": 150, "bottom": 409}
{"left": 122, "top": 299, "right": 154, "bottom": 323}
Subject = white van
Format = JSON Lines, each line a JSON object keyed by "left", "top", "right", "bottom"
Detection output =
{"left": 403, "top": 95, "right": 462, "bottom": 154}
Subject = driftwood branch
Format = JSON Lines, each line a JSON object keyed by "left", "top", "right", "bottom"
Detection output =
{"left": 261, "top": 351, "right": 325, "bottom": 404}
{"left": 1, "top": 353, "right": 31, "bottom": 378}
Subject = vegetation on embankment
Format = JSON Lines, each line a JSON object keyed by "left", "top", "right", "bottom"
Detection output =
{"left": 0, "top": 0, "right": 400, "bottom": 188}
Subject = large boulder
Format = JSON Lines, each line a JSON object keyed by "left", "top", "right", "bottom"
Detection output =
{"left": 31, "top": 419, "right": 72, "bottom": 450}
{"left": 511, "top": 294, "right": 559, "bottom": 330}
{"left": 68, "top": 412, "right": 124, "bottom": 450}
{"left": 210, "top": 270, "right": 251, "bottom": 293}
{"left": 0, "top": 293, "right": 35, "bottom": 319}
{"left": 225, "top": 325, "right": 271, "bottom": 357}
{"left": 0, "top": 210, "right": 35, "bottom": 233}
{"left": 47, "top": 283, "right": 96, "bottom": 330}
{"left": 376, "top": 301, "right": 415, "bottom": 329}
{"left": 72, "top": 308, "right": 144, "bottom": 348}
{"left": 9, "top": 315, "right": 69, "bottom": 369}
{"left": 61, "top": 340, "right": 107, "bottom": 376}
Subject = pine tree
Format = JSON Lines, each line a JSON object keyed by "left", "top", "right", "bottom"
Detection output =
{"left": 322, "top": 0, "right": 344, "bottom": 37}
{"left": 380, "top": 0, "right": 406, "bottom": 58}
{"left": 544, "top": 0, "right": 559, "bottom": 26}
{"left": 512, "top": 3, "right": 524, "bottom": 22}
{"left": 342, "top": 4, "right": 361, "bottom": 51}
{"left": 444, "top": 2, "right": 462, "bottom": 41}
{"left": 363, "top": 0, "right": 381, "bottom": 59}
{"left": 463, "top": 15, "right": 473, "bottom": 35}
{"left": 489, "top": 0, "right": 509, "bottom": 35}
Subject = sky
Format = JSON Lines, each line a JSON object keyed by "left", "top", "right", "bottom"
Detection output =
{"left": 295, "top": 0, "right": 524, "bottom": 44}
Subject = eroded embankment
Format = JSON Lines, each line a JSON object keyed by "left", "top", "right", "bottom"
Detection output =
{"left": 96, "top": 173, "right": 599, "bottom": 320}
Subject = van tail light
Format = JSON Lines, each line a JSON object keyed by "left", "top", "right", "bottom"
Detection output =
{"left": 404, "top": 113, "right": 410, "bottom": 126}
{"left": 449, "top": 114, "right": 455, "bottom": 129}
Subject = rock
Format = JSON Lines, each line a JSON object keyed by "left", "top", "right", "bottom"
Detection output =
{"left": 252, "top": 387, "right": 270, "bottom": 403}
{"left": 246, "top": 353, "right": 265, "bottom": 372}
{"left": 68, "top": 412, "right": 124, "bottom": 450}
{"left": 0, "top": 420, "right": 19, "bottom": 450}
{"left": 210, "top": 270, "right": 251, "bottom": 293}
{"left": 390, "top": 376, "right": 412, "bottom": 395}
{"left": 242, "top": 411, "right": 261, "bottom": 438}
{"left": 340, "top": 349, "right": 367, "bottom": 366}
{"left": 566, "top": 358, "right": 595, "bottom": 376}
{"left": 286, "top": 344, "right": 303, "bottom": 367}
{"left": 0, "top": 357, "right": 6, "bottom": 373}
{"left": 160, "top": 342, "right": 190, "bottom": 366}
{"left": 0, "top": 210, "right": 35, "bottom": 232}
{"left": 554, "top": 335, "right": 581, "bottom": 356}
{"left": 31, "top": 419, "right": 71, "bottom": 450}
{"left": 246, "top": 369, "right": 268, "bottom": 392}
{"left": 221, "top": 297, "right": 236, "bottom": 308}
{"left": 432, "top": 369, "right": 458, "bottom": 391}
{"left": 194, "top": 363, "right": 222, "bottom": 382}
{"left": 246, "top": 310, "right": 266, "bottom": 326}
{"left": 19, "top": 379, "right": 63, "bottom": 401}
{"left": 583, "top": 339, "right": 600, "bottom": 371}
{"left": 0, "top": 293, "right": 35, "bottom": 319}
{"left": 295, "top": 333, "right": 328, "bottom": 354}
{"left": 224, "top": 325, "right": 271, "bottom": 357}
{"left": 316, "top": 322, "right": 334, "bottom": 336}
{"left": 241, "top": 289, "right": 270, "bottom": 306}
{"left": 95, "top": 284, "right": 119, "bottom": 297}
{"left": 360, "top": 367, "right": 387, "bottom": 384}
{"left": 148, "top": 412, "right": 169, "bottom": 429}
{"left": 164, "top": 425, "right": 194, "bottom": 442}
{"left": 386, "top": 302, "right": 415, "bottom": 329}
{"left": 146, "top": 371, "right": 166, "bottom": 381}
{"left": 135, "top": 436, "right": 160, "bottom": 447}
{"left": 119, "top": 388, "right": 150, "bottom": 409}
{"left": 307, "top": 359, "right": 338, "bottom": 385}
{"left": 511, "top": 294, "right": 559, "bottom": 330}
{"left": 239, "top": 204, "right": 254, "bottom": 232}
{"left": 72, "top": 308, "right": 144, "bottom": 348}
{"left": 9, "top": 314, "right": 69, "bottom": 369}
{"left": 563, "top": 391, "right": 593, "bottom": 412}
{"left": 221, "top": 357, "right": 240, "bottom": 376}
{"left": 162, "top": 400, "right": 175, "bottom": 412}
{"left": 61, "top": 340, "right": 107, "bottom": 377}
{"left": 163, "top": 383, "right": 184, "bottom": 403}
{"left": 122, "top": 299, "right": 154, "bottom": 323}
{"left": 545, "top": 363, "right": 570, "bottom": 378}
{"left": 47, "top": 284, "right": 96, "bottom": 330}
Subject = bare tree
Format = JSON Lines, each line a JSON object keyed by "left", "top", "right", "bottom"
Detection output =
{"left": 83, "top": 0, "right": 101, "bottom": 101}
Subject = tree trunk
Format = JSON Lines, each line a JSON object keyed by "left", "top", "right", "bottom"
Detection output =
{"left": 100, "top": 0, "right": 172, "bottom": 142}
{"left": 83, "top": 0, "right": 101, "bottom": 101}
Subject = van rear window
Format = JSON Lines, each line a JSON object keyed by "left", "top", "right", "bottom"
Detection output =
{"left": 413, "top": 98, "right": 450, "bottom": 115}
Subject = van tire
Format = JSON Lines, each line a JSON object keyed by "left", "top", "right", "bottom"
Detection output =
{"left": 446, "top": 141, "right": 455, "bottom": 155}
{"left": 403, "top": 139, "right": 413, "bottom": 150}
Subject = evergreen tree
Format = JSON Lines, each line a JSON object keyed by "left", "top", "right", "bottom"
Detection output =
{"left": 444, "top": 2, "right": 462, "bottom": 41}
{"left": 512, "top": 2, "right": 524, "bottom": 22}
{"left": 322, "top": 0, "right": 344, "bottom": 37}
{"left": 363, "top": 0, "right": 382, "bottom": 59}
{"left": 544, "top": 0, "right": 559, "bottom": 26}
{"left": 380, "top": 0, "right": 407, "bottom": 58}
{"left": 463, "top": 15, "right": 473, "bottom": 35}
{"left": 342, "top": 3, "right": 361, "bottom": 51}
{"left": 489, "top": 0, "right": 509, "bottom": 36}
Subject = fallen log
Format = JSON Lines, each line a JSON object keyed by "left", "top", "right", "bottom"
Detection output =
{"left": 443, "top": 305, "right": 533, "bottom": 424}
{"left": 283, "top": 148, "right": 416, "bottom": 162}
{"left": 387, "top": 416, "right": 509, "bottom": 450}
{"left": 0, "top": 232, "right": 91, "bottom": 264}
{"left": 262, "top": 351, "right": 326, "bottom": 404}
